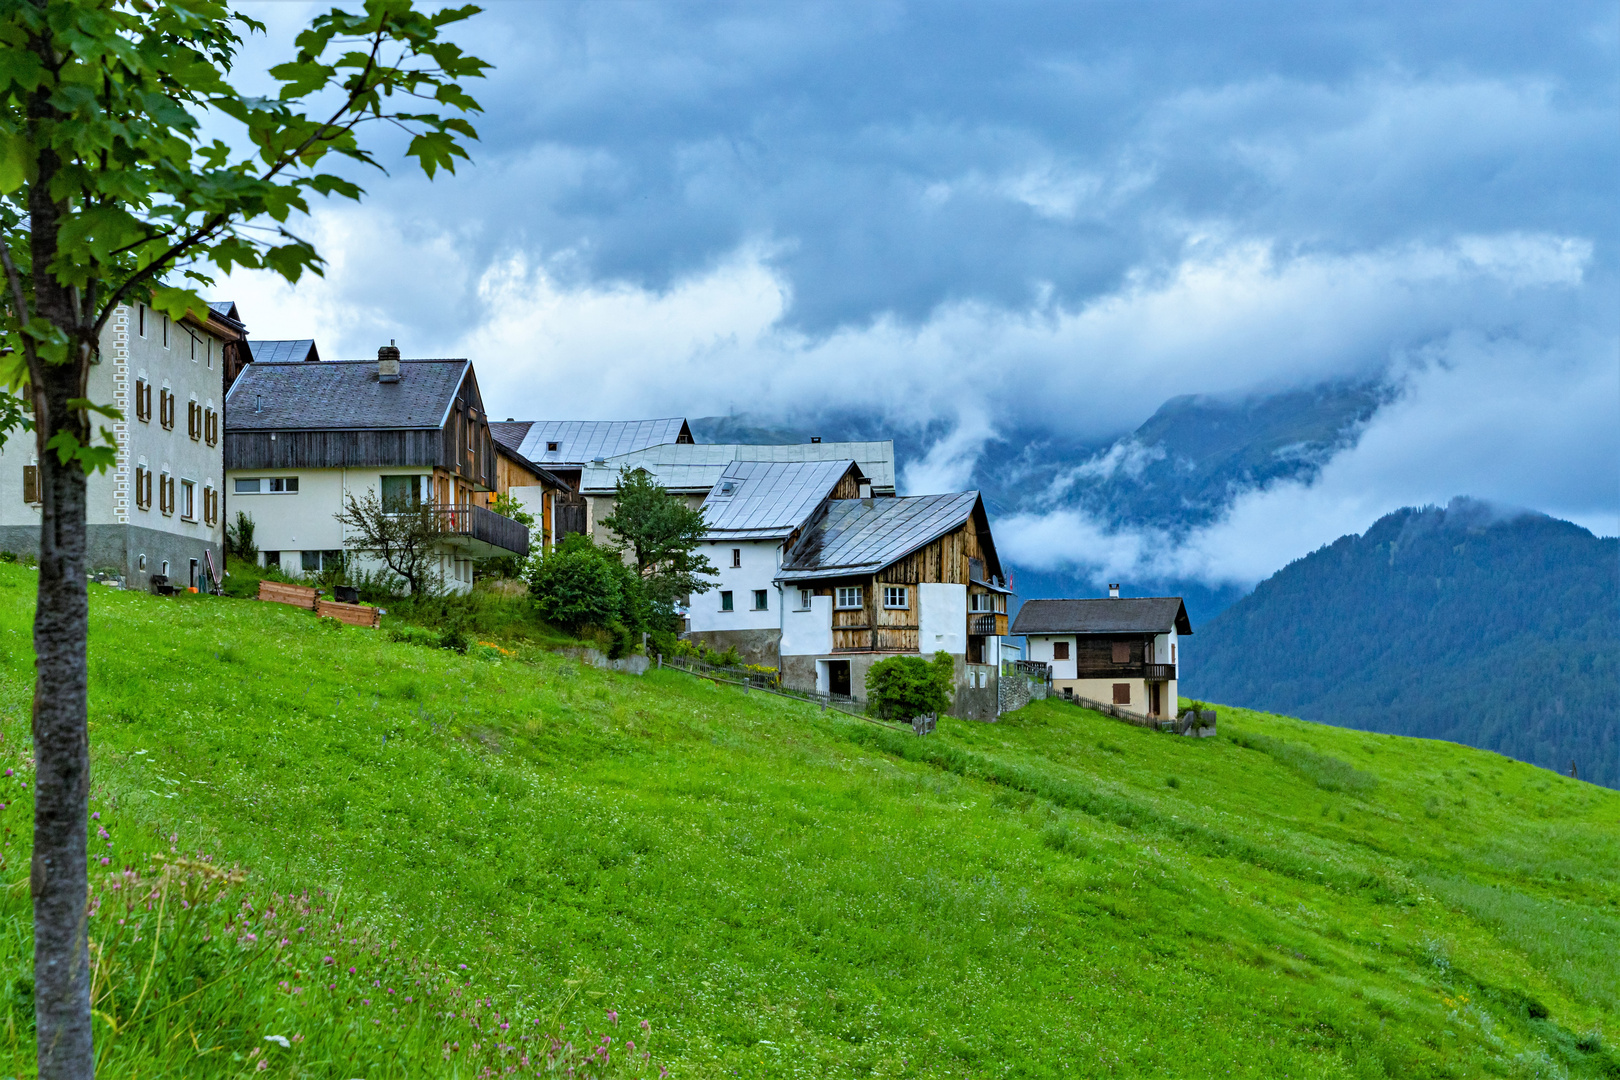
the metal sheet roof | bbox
[580,440,896,494]
[1010,597,1193,636]
[514,419,691,467]
[700,459,860,539]
[776,491,981,580]
[224,359,468,431]
[247,339,319,364]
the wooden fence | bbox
[258,580,318,609]
[316,599,382,629]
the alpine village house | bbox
[1010,590,1193,720]
[0,300,247,589]
[223,343,528,592]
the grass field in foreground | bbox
[0,564,1612,1077]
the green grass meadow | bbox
[0,563,1611,1076]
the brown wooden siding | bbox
[1074,635,1154,678]
[225,429,443,470]
[830,471,864,499]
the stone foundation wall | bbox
[685,628,782,668]
[0,523,222,589]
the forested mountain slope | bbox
[0,566,1613,1076]
[1187,499,1619,788]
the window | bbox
[301,550,345,573]
[180,480,195,520]
[159,473,174,516]
[797,588,812,610]
[204,407,218,446]
[882,586,909,609]
[234,477,298,494]
[1113,683,1131,705]
[134,379,151,423]
[835,586,861,610]
[137,304,145,338]
[203,485,218,525]
[752,589,768,611]
[546,441,559,452]
[187,401,202,441]
[719,590,734,612]
[1062,687,1074,700]
[970,593,1002,613]
[1052,641,1070,661]
[1111,641,1130,664]
[731,548,742,568]
[159,388,175,430]
[21,465,39,505]
[381,474,423,511]
[161,315,169,349]
[206,339,213,370]
[190,333,197,362]
[234,478,260,494]
[134,466,152,510]
[262,551,280,570]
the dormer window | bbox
[546,441,559,452]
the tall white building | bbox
[0,301,242,587]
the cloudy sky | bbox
[220,1,1620,589]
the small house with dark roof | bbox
[685,458,867,666]
[1010,589,1192,719]
[772,489,1015,719]
[483,435,572,553]
[223,345,528,592]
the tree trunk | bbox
[26,63,95,1077]
[31,368,93,1079]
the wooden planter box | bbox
[316,599,382,629]
[259,580,318,609]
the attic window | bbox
[546,441,559,452]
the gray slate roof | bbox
[490,420,532,452]
[247,339,320,364]
[1010,597,1193,636]
[511,419,691,467]
[777,491,981,581]
[580,440,897,495]
[224,359,468,431]
[700,459,860,540]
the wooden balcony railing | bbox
[969,612,1008,637]
[429,502,529,556]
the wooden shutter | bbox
[22,465,38,505]
[1112,683,1131,705]
[160,390,173,430]
[205,408,217,446]
[188,402,200,440]
[1052,641,1069,660]
[1111,641,1130,664]
[135,380,149,422]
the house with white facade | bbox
[685,458,867,665]
[775,490,1015,720]
[1010,591,1192,719]
[0,300,244,588]
[223,346,527,593]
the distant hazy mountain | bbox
[694,380,1385,624]
[1185,499,1619,788]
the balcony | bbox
[431,503,529,558]
[969,612,1008,637]
[1143,663,1176,681]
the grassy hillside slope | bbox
[0,565,1613,1077]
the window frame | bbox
[882,585,909,610]
[751,589,768,611]
[796,588,812,611]
[179,479,196,521]
[835,586,862,610]
[719,590,734,612]
[731,547,742,568]
[1051,640,1070,661]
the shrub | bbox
[865,650,954,721]
[526,534,647,639]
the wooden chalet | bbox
[1011,593,1193,719]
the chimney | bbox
[1108,583,1120,598]
[810,436,822,444]
[378,339,401,383]
[858,479,873,499]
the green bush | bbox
[865,650,955,721]
[526,534,647,639]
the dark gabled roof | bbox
[777,491,981,581]
[490,420,533,454]
[512,418,692,467]
[1010,597,1193,637]
[701,459,862,540]
[247,339,320,364]
[224,359,469,431]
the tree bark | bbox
[26,54,95,1078]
